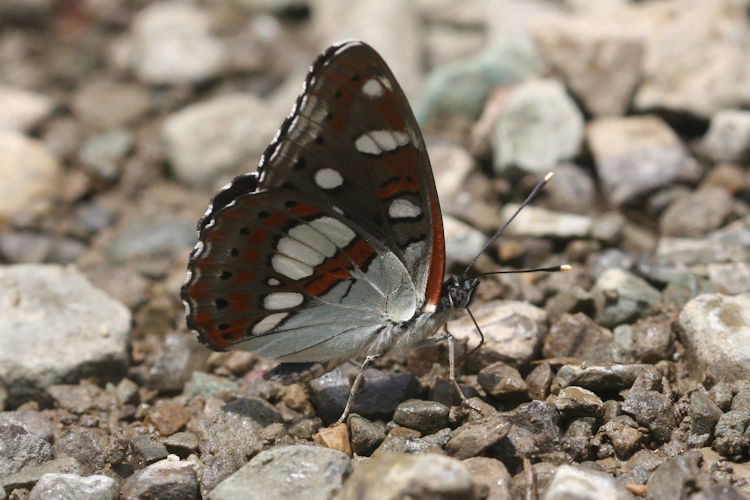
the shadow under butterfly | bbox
[181,40,569,423]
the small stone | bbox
[0,424,54,478]
[371,433,443,457]
[348,415,385,457]
[477,362,528,398]
[0,86,54,133]
[224,352,257,375]
[713,410,750,460]
[334,453,476,500]
[449,300,547,370]
[313,423,351,457]
[526,362,553,401]
[677,293,750,382]
[555,364,645,392]
[209,445,351,500]
[53,428,121,475]
[591,211,627,245]
[446,416,510,460]
[78,128,133,181]
[130,2,227,85]
[503,401,562,454]
[632,314,674,364]
[545,464,633,499]
[531,16,642,117]
[1,457,83,492]
[0,132,62,224]
[698,109,750,163]
[586,115,701,206]
[709,383,733,412]
[702,163,748,195]
[116,378,139,406]
[545,287,595,325]
[689,389,723,437]
[287,416,323,441]
[646,451,712,500]
[47,384,102,414]
[108,214,196,265]
[563,418,596,462]
[393,399,450,435]
[29,473,118,500]
[0,411,54,442]
[308,368,416,424]
[660,186,733,237]
[543,163,598,216]
[121,459,198,500]
[554,387,603,418]
[162,93,278,188]
[498,204,592,239]
[461,457,512,500]
[147,404,191,436]
[130,435,169,465]
[542,313,614,363]
[152,336,213,393]
[601,416,643,459]
[71,79,151,129]
[707,262,750,295]
[591,268,661,328]
[492,78,584,175]
[163,432,199,457]
[622,390,675,444]
[442,215,487,268]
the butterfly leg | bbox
[337,353,383,423]
[417,327,481,413]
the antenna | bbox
[463,172,555,275]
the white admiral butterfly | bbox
[182,40,562,422]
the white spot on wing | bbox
[277,237,325,267]
[354,134,381,155]
[389,198,422,219]
[267,278,280,286]
[272,254,314,279]
[370,130,398,151]
[362,78,384,98]
[355,130,409,155]
[264,292,304,310]
[314,168,344,189]
[289,224,336,257]
[310,217,355,248]
[252,312,288,334]
[379,76,393,90]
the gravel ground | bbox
[1,1,750,499]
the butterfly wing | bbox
[182,41,445,362]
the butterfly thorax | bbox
[367,275,480,356]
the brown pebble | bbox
[146,403,191,436]
[314,422,352,456]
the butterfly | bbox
[181,40,560,423]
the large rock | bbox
[493,79,584,175]
[163,93,279,188]
[0,86,54,132]
[0,131,61,225]
[209,445,351,500]
[677,292,750,382]
[628,0,750,118]
[586,115,701,206]
[0,265,131,406]
[130,2,227,85]
[532,15,643,117]
[334,453,476,500]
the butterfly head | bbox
[442,275,480,311]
